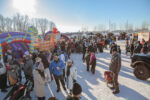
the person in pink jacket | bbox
[90,52,96,74]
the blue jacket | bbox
[49,59,65,76]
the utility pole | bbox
[126,20,128,33]
[109,19,111,32]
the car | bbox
[131,54,150,80]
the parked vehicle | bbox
[131,54,150,80]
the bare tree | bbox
[125,20,128,33]
[30,18,39,29]
[38,18,49,36]
[22,15,29,32]
[5,17,13,32]
[0,14,6,32]
[128,24,133,33]
[142,21,149,31]
[0,13,56,34]
[49,21,56,31]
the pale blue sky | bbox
[0,0,150,32]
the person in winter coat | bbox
[67,42,71,58]
[66,83,82,100]
[110,43,117,54]
[32,52,38,64]
[65,59,77,94]
[59,51,66,78]
[38,53,51,83]
[117,46,121,54]
[9,59,22,79]
[7,67,18,86]
[104,39,108,49]
[85,52,91,72]
[46,50,52,63]
[90,52,96,74]
[59,51,66,64]
[0,55,7,92]
[130,43,134,56]
[82,42,87,62]
[61,41,66,52]
[88,43,95,53]
[97,41,103,53]
[134,41,142,54]
[33,58,46,100]
[109,48,121,94]
[126,40,129,55]
[4,49,12,64]
[141,42,148,54]
[23,55,33,81]
[49,54,66,92]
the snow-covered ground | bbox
[1,41,150,100]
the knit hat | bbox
[72,83,82,96]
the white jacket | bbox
[0,58,6,75]
[33,69,45,97]
[65,66,77,90]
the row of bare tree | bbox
[0,13,56,36]
[82,21,149,33]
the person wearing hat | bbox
[33,58,45,100]
[110,42,117,54]
[38,53,51,83]
[66,83,82,100]
[109,48,121,94]
[82,41,87,62]
[90,52,96,75]
[23,54,33,81]
[117,46,121,54]
[49,53,66,92]
[85,52,91,72]
[65,59,77,94]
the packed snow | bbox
[1,42,150,100]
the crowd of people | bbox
[0,39,83,100]
[126,38,150,56]
[0,35,150,100]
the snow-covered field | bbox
[1,41,150,100]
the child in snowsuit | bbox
[85,52,91,72]
[90,52,96,74]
